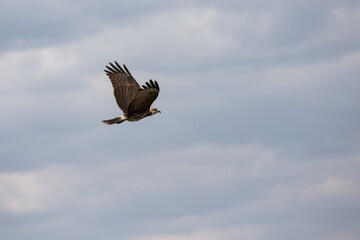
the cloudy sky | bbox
[1,0,360,239]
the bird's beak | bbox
[159,111,161,113]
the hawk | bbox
[102,61,161,125]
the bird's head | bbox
[150,107,161,115]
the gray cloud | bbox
[1,144,359,240]
[0,0,359,239]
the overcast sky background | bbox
[1,0,360,239]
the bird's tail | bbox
[102,116,127,125]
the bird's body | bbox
[102,109,159,125]
[102,61,161,125]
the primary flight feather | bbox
[102,61,161,125]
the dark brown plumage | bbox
[102,61,161,125]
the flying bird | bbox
[102,61,161,125]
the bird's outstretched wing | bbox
[104,61,140,114]
[127,80,160,114]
